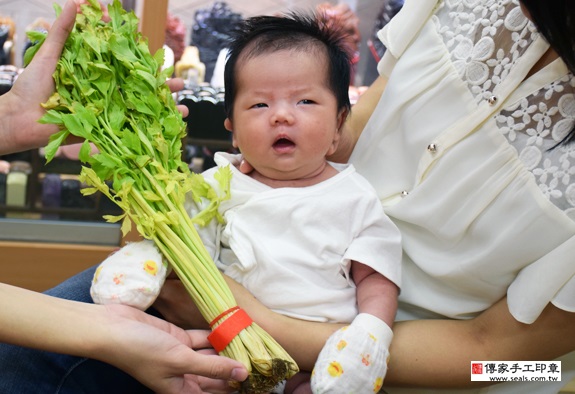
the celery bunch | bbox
[26,1,297,392]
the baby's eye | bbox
[298,99,315,105]
[251,103,268,108]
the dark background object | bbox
[190,2,243,82]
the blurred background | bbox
[0,0,384,86]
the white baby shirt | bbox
[193,152,402,323]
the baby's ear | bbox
[327,129,341,157]
[337,107,349,131]
[224,118,233,131]
[225,118,238,148]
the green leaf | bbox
[133,69,157,90]
[214,165,233,201]
[53,3,62,17]
[120,215,132,237]
[23,34,46,66]
[142,190,162,202]
[44,130,69,163]
[38,109,64,125]
[73,102,99,130]
[153,47,165,71]
[125,91,155,116]
[91,158,114,181]
[120,128,141,154]
[135,155,151,168]
[78,140,93,163]
[61,113,88,139]
[103,213,125,223]
[83,32,101,54]
[108,0,125,30]
[192,200,220,227]
[161,113,185,138]
[81,0,103,25]
[109,33,139,66]
[81,187,99,196]
[94,153,121,170]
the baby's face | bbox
[225,49,343,182]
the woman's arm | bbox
[386,296,575,388]
[328,75,388,164]
[246,293,575,387]
[156,279,575,387]
[0,282,247,393]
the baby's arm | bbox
[90,240,169,310]
[312,261,398,393]
[353,261,399,326]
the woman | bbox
[158,0,575,392]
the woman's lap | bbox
[0,265,152,394]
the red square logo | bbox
[472,363,483,374]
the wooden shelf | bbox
[0,241,118,292]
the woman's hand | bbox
[97,304,247,394]
[0,0,187,156]
[0,0,77,154]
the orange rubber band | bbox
[208,308,253,353]
[209,306,240,327]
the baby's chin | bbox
[251,164,331,188]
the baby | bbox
[91,12,401,394]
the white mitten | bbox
[90,240,169,310]
[311,313,392,394]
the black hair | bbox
[223,12,351,120]
[520,0,575,145]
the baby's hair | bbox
[223,11,352,119]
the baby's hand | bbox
[238,158,254,174]
[311,313,393,393]
[90,240,169,310]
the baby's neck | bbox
[247,162,338,188]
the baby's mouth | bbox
[273,138,295,149]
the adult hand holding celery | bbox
[25,1,298,391]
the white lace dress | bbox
[349,0,575,392]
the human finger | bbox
[166,78,189,117]
[170,346,247,392]
[186,329,213,349]
[177,104,189,118]
[34,0,76,65]
[167,77,185,92]
[185,332,248,392]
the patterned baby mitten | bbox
[91,240,169,310]
[311,313,393,394]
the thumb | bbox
[38,0,77,61]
